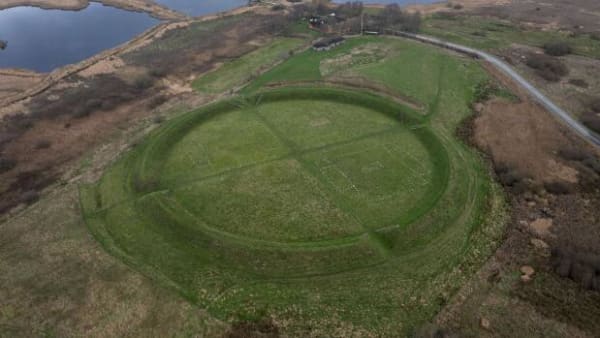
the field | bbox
[192,37,306,94]
[80,36,506,335]
[422,14,600,59]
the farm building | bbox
[309,16,325,27]
[312,36,345,52]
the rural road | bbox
[393,31,600,147]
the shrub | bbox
[556,257,572,278]
[147,95,168,109]
[20,190,39,205]
[544,181,574,195]
[5,113,34,131]
[571,261,595,289]
[85,98,103,111]
[152,115,165,124]
[574,163,600,192]
[473,81,495,102]
[225,318,279,338]
[133,75,154,90]
[337,1,363,18]
[73,106,92,119]
[543,41,572,56]
[558,147,589,162]
[582,157,600,174]
[133,177,159,193]
[498,170,525,187]
[0,157,16,173]
[591,98,600,113]
[10,170,42,191]
[512,179,539,195]
[582,112,600,133]
[526,54,569,82]
[34,140,51,150]
[552,248,600,290]
[569,79,588,88]
[149,67,168,78]
[28,74,153,121]
[494,162,528,188]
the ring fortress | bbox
[80,86,494,331]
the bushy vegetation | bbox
[525,53,569,82]
[569,78,588,88]
[422,15,600,59]
[591,98,600,113]
[294,1,421,35]
[543,41,573,56]
[29,74,155,121]
[0,157,16,173]
[552,247,600,290]
[34,140,52,150]
[544,181,574,195]
[364,4,422,33]
[558,147,600,192]
[336,1,363,18]
[123,15,295,78]
[582,112,600,133]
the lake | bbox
[0,3,158,72]
[0,0,437,72]
[154,0,247,17]
[0,0,249,72]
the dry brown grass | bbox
[0,185,226,337]
[435,73,600,336]
[0,12,297,337]
[473,98,579,184]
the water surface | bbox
[154,0,247,17]
[0,3,158,72]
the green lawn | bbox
[81,36,507,336]
[192,37,306,94]
[242,38,373,93]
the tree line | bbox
[288,0,422,35]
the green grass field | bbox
[192,37,306,93]
[80,36,507,335]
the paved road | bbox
[392,31,600,147]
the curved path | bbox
[390,31,600,147]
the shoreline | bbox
[0,0,187,21]
[0,4,255,110]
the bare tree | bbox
[337,1,363,18]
